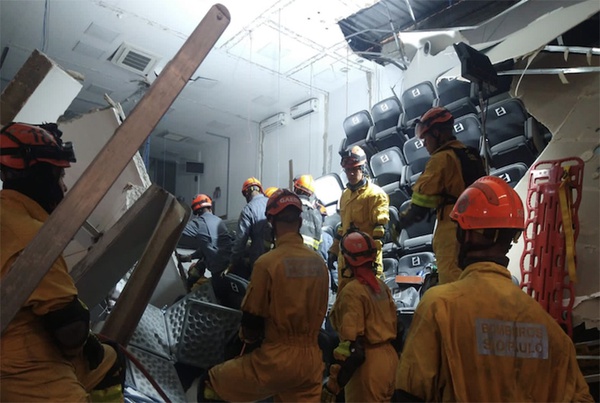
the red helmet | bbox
[415,106,454,139]
[341,145,367,168]
[293,174,315,196]
[0,122,75,169]
[341,230,377,267]
[242,177,263,195]
[264,186,279,198]
[450,175,525,230]
[191,193,212,212]
[265,188,302,218]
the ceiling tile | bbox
[84,23,120,44]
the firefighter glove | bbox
[83,333,105,370]
[372,224,385,240]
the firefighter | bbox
[323,230,398,403]
[264,186,279,198]
[229,177,269,279]
[395,176,593,402]
[293,174,323,252]
[397,106,485,284]
[0,122,125,401]
[202,189,329,401]
[328,145,389,288]
[177,194,233,295]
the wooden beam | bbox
[100,195,189,346]
[0,5,230,333]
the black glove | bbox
[83,333,105,370]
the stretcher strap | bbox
[558,167,577,283]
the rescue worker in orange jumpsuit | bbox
[0,122,125,401]
[229,177,269,279]
[203,189,329,402]
[293,174,323,252]
[323,230,398,403]
[328,145,389,288]
[398,106,485,284]
[395,176,594,402]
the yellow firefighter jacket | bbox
[396,261,594,402]
[330,180,389,282]
[209,231,329,402]
[330,276,398,402]
[411,139,476,283]
[0,189,116,401]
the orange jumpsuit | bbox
[209,232,329,402]
[0,189,117,402]
[396,261,594,402]
[329,276,398,402]
[411,139,476,284]
[330,181,389,284]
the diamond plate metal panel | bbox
[164,282,217,355]
[176,299,242,368]
[129,304,170,359]
[126,346,186,403]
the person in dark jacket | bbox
[178,193,232,295]
[228,177,269,279]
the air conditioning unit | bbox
[111,42,160,76]
[290,98,318,120]
[259,112,288,133]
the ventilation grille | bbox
[111,43,160,75]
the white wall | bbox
[170,63,399,221]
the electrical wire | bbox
[42,0,50,52]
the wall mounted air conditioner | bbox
[259,112,288,133]
[290,98,318,120]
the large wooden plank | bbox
[0,4,230,333]
[100,195,189,346]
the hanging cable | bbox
[42,0,50,52]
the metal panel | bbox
[164,282,218,355]
[129,304,171,359]
[126,346,186,403]
[175,299,242,368]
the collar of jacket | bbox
[274,231,304,248]
[459,259,513,281]
[432,137,461,155]
[0,189,49,222]
[346,177,367,192]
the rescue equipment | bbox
[520,157,584,337]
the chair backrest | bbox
[217,273,249,310]
[398,199,435,253]
[485,98,528,148]
[369,96,406,152]
[437,77,472,106]
[401,81,437,123]
[370,147,406,187]
[343,110,374,145]
[486,98,535,168]
[397,252,436,276]
[372,96,402,133]
[490,162,529,188]
[403,137,430,184]
[453,113,482,150]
